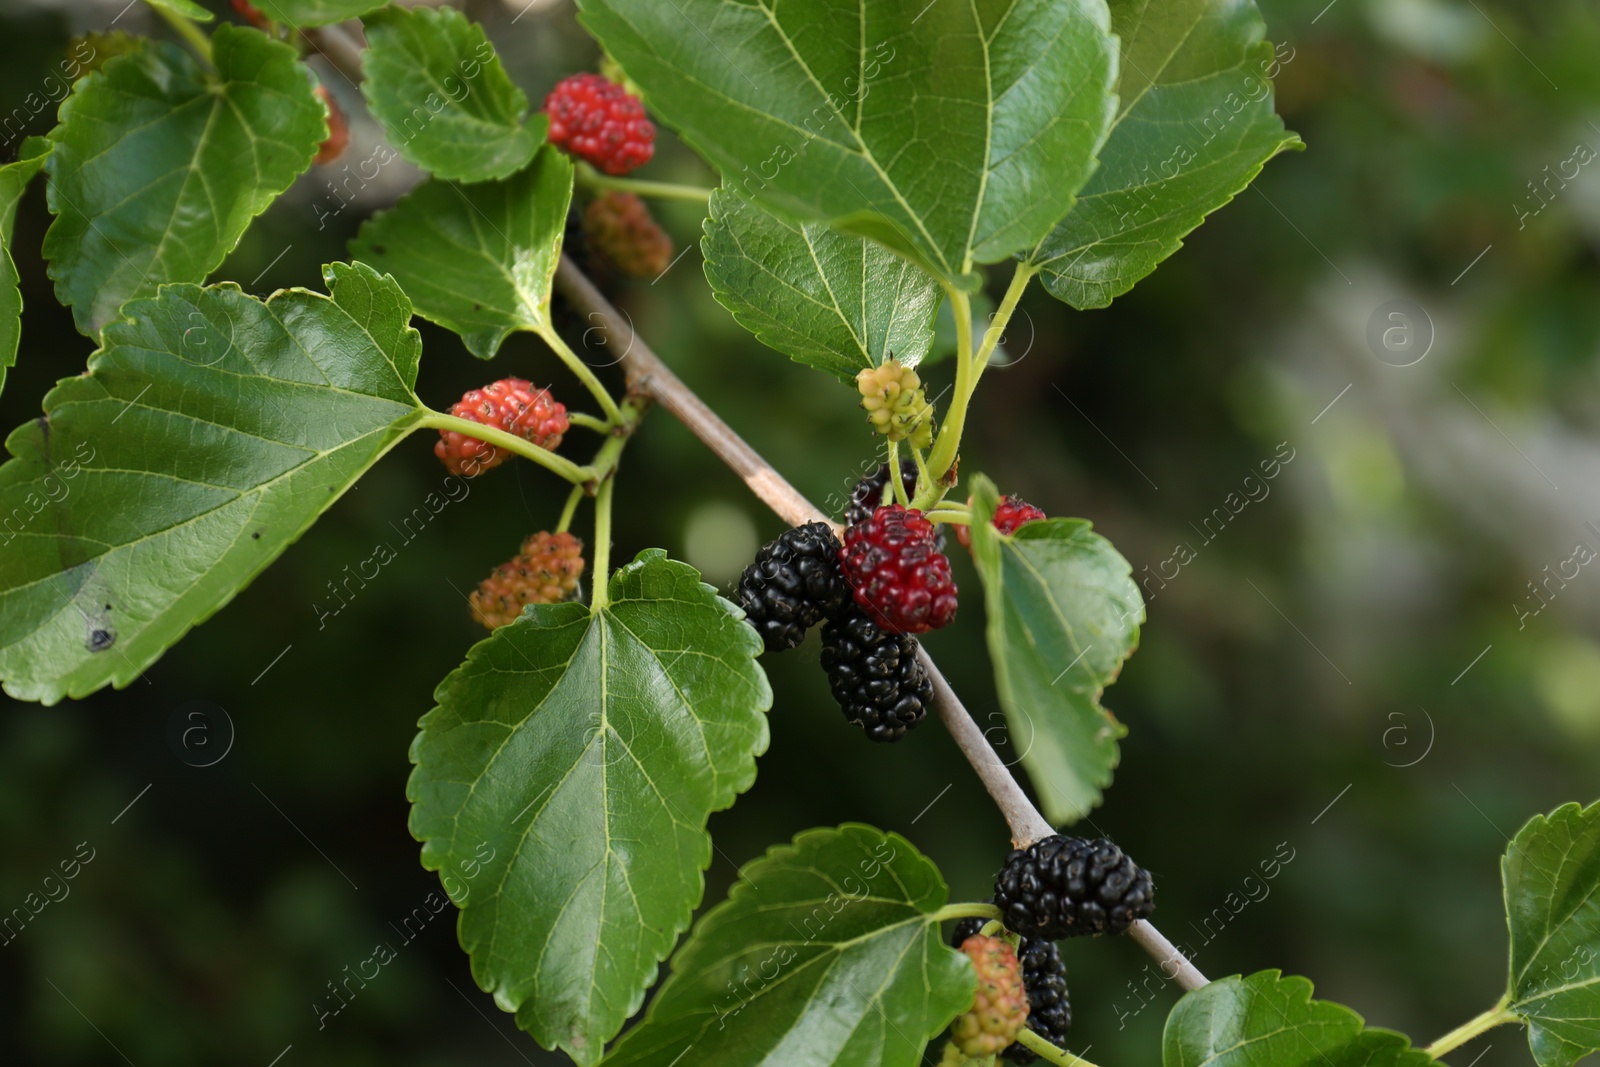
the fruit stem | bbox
[590,474,615,612]
[556,484,584,534]
[1015,1030,1103,1067]
[536,323,627,426]
[417,411,593,485]
[1424,997,1517,1058]
[921,285,973,503]
[887,441,911,507]
[576,162,713,203]
[932,902,1003,923]
[971,261,1038,391]
[580,395,646,492]
[923,508,970,525]
[911,444,934,502]
[569,412,614,434]
[152,5,214,66]
[554,255,1213,995]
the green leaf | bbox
[408,549,772,1065]
[1505,800,1600,1067]
[0,137,51,398]
[69,32,145,80]
[968,475,1141,825]
[701,187,942,384]
[43,27,325,337]
[602,824,973,1067]
[0,262,423,705]
[251,0,392,28]
[350,147,573,358]
[578,0,1118,288]
[1030,0,1302,308]
[142,0,214,22]
[1164,971,1431,1066]
[360,5,541,182]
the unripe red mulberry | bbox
[435,378,568,478]
[230,0,269,28]
[544,73,655,176]
[957,494,1048,548]
[582,192,673,278]
[470,531,585,629]
[950,935,1029,1057]
[839,505,958,634]
[314,86,350,166]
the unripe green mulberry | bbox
[938,1040,994,1066]
[857,359,933,448]
[951,934,1029,1057]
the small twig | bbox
[919,644,1052,848]
[1128,920,1208,992]
[551,258,1210,993]
[302,23,367,85]
[555,257,825,530]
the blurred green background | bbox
[3,0,1598,1063]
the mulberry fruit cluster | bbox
[939,834,1150,1061]
[435,378,568,478]
[839,504,958,634]
[733,468,964,741]
[950,935,1029,1057]
[950,916,1072,1065]
[582,191,673,278]
[994,835,1155,941]
[856,359,933,448]
[470,531,585,629]
[544,73,655,175]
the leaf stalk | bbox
[920,285,973,502]
[591,474,615,612]
[536,323,627,426]
[931,902,1003,923]
[1423,996,1517,1058]
[971,261,1038,390]
[417,411,592,485]
[556,484,584,534]
[151,5,214,66]
[576,162,713,203]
